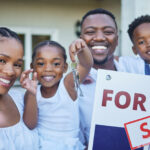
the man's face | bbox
[80,14,118,65]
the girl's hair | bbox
[0,27,22,43]
[32,40,67,62]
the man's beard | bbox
[94,57,108,65]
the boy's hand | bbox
[69,38,86,62]
[20,69,38,95]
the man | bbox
[79,8,143,150]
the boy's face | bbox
[32,45,68,88]
[132,23,150,63]
[80,14,118,65]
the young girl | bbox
[20,40,93,150]
[0,27,39,150]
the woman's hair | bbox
[32,40,67,62]
[0,27,22,43]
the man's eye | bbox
[0,59,6,64]
[104,31,114,35]
[85,31,95,34]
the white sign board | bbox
[88,69,150,150]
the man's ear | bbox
[132,46,138,55]
[63,63,68,73]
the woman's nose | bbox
[3,64,15,76]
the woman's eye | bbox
[53,63,60,66]
[0,59,6,64]
[14,64,22,68]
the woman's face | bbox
[0,38,23,95]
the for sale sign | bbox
[88,69,150,150]
[124,116,150,149]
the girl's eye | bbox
[37,62,44,66]
[0,59,6,64]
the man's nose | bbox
[93,31,106,41]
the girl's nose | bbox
[45,64,53,71]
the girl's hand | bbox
[69,38,86,62]
[20,69,38,95]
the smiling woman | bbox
[0,27,39,150]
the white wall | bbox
[0,0,121,90]
[121,0,150,56]
[0,0,121,59]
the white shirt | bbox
[119,55,146,75]
[36,78,84,150]
[79,60,123,144]
[0,90,39,150]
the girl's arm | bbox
[20,69,38,129]
[64,38,93,100]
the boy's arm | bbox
[20,69,38,129]
[64,38,93,100]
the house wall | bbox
[0,0,121,59]
[121,0,150,56]
[0,0,121,90]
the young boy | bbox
[119,15,150,75]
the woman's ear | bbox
[63,63,68,73]
[132,46,138,55]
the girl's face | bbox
[0,38,23,95]
[32,45,67,88]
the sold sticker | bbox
[124,116,150,149]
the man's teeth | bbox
[0,78,10,84]
[92,46,107,50]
